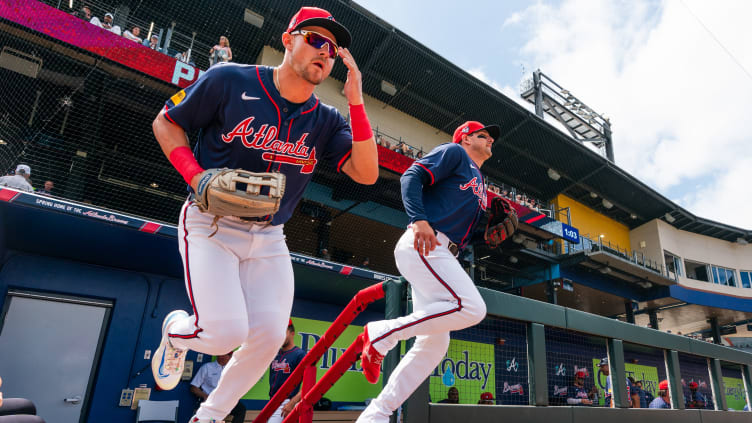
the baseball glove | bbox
[194,168,286,218]
[484,197,519,248]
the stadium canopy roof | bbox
[219,0,751,243]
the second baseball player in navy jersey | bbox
[357,121,497,423]
[401,142,487,248]
[164,63,353,224]
[150,6,378,423]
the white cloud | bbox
[506,0,752,229]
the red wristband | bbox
[169,146,204,185]
[349,103,373,142]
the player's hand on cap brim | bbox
[339,48,363,105]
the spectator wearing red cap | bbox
[567,371,595,406]
[648,380,671,409]
[685,380,712,409]
[478,392,494,405]
[267,319,305,423]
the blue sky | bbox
[355,0,534,89]
[355,0,752,229]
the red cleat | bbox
[361,326,384,384]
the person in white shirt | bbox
[90,13,121,35]
[0,164,33,192]
[190,352,246,423]
[123,26,142,43]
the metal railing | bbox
[567,235,678,282]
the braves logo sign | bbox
[222,117,318,173]
[459,177,487,209]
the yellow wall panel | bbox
[555,194,631,250]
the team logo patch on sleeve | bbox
[170,90,186,105]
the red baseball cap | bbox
[575,371,587,379]
[288,318,293,327]
[689,381,698,389]
[287,7,352,49]
[480,392,494,401]
[659,380,669,390]
[452,121,500,143]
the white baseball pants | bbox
[357,227,486,423]
[267,398,291,423]
[169,202,294,420]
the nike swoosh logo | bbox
[241,92,260,101]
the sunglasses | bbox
[291,30,338,58]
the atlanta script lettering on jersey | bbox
[459,177,487,210]
[271,358,292,374]
[222,117,318,173]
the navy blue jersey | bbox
[164,64,353,225]
[567,385,592,405]
[401,143,487,247]
[269,346,305,398]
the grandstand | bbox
[0,1,750,422]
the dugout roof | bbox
[154,0,750,242]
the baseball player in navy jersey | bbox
[567,371,594,406]
[268,319,306,423]
[356,121,497,423]
[149,6,378,423]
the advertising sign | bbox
[241,317,382,402]
[423,339,496,404]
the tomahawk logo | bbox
[221,117,318,173]
[459,177,487,209]
[555,363,566,376]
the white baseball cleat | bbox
[188,417,218,423]
[151,309,189,390]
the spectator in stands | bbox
[400,143,413,158]
[599,358,640,408]
[361,257,370,268]
[437,387,459,404]
[37,180,54,196]
[567,371,594,406]
[123,26,142,43]
[628,377,648,408]
[319,248,331,261]
[190,352,246,423]
[72,5,91,21]
[144,34,160,51]
[635,380,653,405]
[648,380,670,408]
[375,135,384,146]
[416,150,423,159]
[0,165,32,192]
[477,392,494,405]
[209,36,232,66]
[90,13,121,35]
[268,320,305,423]
[392,141,404,153]
[175,51,189,63]
[515,194,523,204]
[685,381,712,409]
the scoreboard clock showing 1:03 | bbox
[562,223,579,244]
